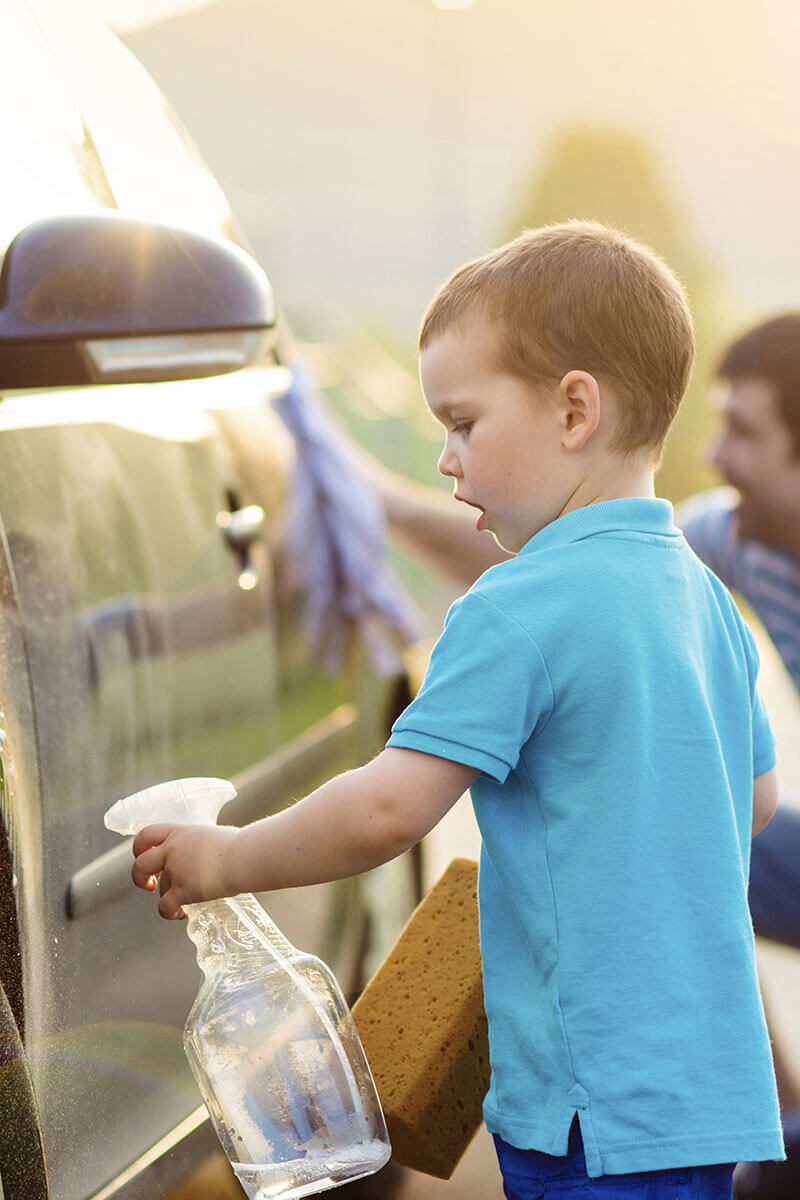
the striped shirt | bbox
[678,487,800,697]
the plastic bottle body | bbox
[184,895,390,1200]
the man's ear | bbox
[557,370,601,451]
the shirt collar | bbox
[517,498,679,557]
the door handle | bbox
[217,504,265,590]
[217,503,265,552]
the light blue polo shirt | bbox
[388,498,783,1178]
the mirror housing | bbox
[0,214,277,389]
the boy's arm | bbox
[131,748,478,919]
[753,767,779,838]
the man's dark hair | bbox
[718,314,800,452]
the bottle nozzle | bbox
[103,777,237,836]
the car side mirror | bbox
[0,214,277,389]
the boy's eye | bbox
[454,420,473,435]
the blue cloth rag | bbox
[272,363,421,674]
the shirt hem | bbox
[386,727,510,782]
[485,1103,785,1178]
[754,745,777,775]
[598,1132,786,1178]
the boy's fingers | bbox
[157,890,186,921]
[131,844,166,888]
[131,823,172,857]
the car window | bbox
[0,2,111,253]
[24,0,243,245]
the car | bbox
[0,2,418,1198]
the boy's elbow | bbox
[346,762,425,866]
[752,767,779,838]
[353,747,475,863]
[368,789,427,861]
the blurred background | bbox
[90,0,800,515]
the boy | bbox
[132,221,783,1198]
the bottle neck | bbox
[185,894,298,973]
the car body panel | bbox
[0,378,268,1196]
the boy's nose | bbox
[437,440,460,478]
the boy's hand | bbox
[131,823,240,919]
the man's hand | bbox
[131,823,240,919]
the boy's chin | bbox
[491,530,521,554]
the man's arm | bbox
[132,748,478,919]
[351,447,510,586]
[753,766,779,837]
[380,475,510,585]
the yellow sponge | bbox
[352,858,490,1179]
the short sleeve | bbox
[387,591,553,782]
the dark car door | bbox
[0,374,284,1200]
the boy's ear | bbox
[557,370,601,451]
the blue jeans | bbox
[493,1123,734,1199]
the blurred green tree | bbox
[503,125,736,502]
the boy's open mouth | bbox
[455,493,487,531]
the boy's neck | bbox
[564,457,656,515]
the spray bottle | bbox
[104,777,390,1200]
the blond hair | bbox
[419,220,695,457]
